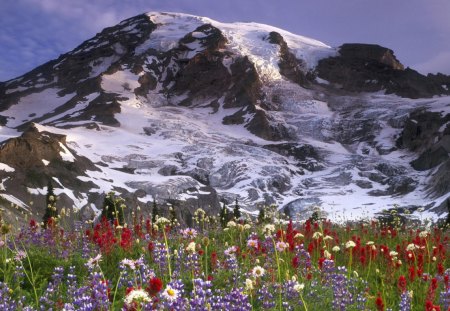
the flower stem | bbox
[111,271,124,310]
[272,238,283,311]
[300,292,308,311]
[163,228,172,281]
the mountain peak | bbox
[0,12,449,225]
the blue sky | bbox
[1,0,450,81]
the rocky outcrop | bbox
[0,124,100,219]
[397,110,449,153]
[428,160,450,197]
[397,110,450,168]
[56,14,156,87]
[339,44,404,70]
[0,124,98,185]
[263,143,322,171]
[267,32,311,87]
[316,43,449,98]
[395,110,450,196]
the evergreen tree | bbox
[101,191,125,225]
[233,198,241,220]
[257,206,266,224]
[42,180,57,227]
[152,198,159,224]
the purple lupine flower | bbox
[183,249,201,277]
[81,232,94,259]
[172,245,185,279]
[222,287,252,311]
[331,266,353,311]
[257,285,276,309]
[189,278,213,310]
[39,266,65,309]
[321,258,336,285]
[90,272,111,310]
[0,282,21,311]
[68,272,110,311]
[294,244,312,277]
[439,285,450,311]
[399,290,412,311]
[152,242,169,275]
[12,264,25,286]
[70,285,94,311]
[118,259,135,288]
[66,266,78,294]
[135,256,156,285]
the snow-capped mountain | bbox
[0,12,449,224]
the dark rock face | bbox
[397,111,449,153]
[428,160,450,197]
[316,43,449,98]
[171,24,231,102]
[179,24,227,51]
[0,124,98,184]
[396,110,450,195]
[56,14,156,87]
[0,125,65,170]
[0,15,156,130]
[245,109,292,141]
[411,146,449,171]
[263,143,322,171]
[267,32,311,87]
[0,124,99,218]
[339,44,404,70]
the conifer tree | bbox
[42,180,57,228]
[151,198,159,224]
[257,206,266,224]
[233,198,241,220]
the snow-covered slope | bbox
[0,12,449,224]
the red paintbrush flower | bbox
[375,292,384,311]
[146,277,163,296]
[398,275,407,292]
[425,300,441,311]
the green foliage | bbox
[101,191,125,225]
[219,202,230,227]
[1,195,449,310]
[257,206,266,224]
[233,198,241,220]
[308,211,320,224]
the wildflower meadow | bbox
[0,203,449,310]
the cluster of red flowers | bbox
[85,217,138,254]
